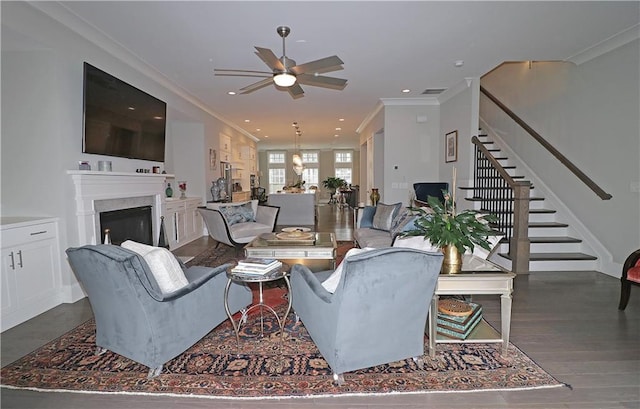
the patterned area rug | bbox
[1,293,565,399]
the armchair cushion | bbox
[322,247,375,293]
[121,240,188,294]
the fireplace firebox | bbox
[99,206,153,245]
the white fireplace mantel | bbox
[68,171,174,245]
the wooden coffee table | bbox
[426,254,516,357]
[244,232,337,272]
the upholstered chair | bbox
[198,200,279,250]
[290,247,443,385]
[619,249,640,310]
[66,244,252,378]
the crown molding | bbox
[27,1,259,142]
[567,23,639,65]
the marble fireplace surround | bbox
[68,171,172,246]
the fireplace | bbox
[99,206,152,245]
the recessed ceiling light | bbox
[339,118,345,122]
[244,119,250,123]
[335,127,341,131]
[256,128,261,132]
[334,134,339,137]
[454,60,464,67]
[402,89,411,93]
[227,91,236,95]
[264,135,269,138]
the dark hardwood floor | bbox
[2,204,638,408]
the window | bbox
[267,151,286,193]
[334,150,353,184]
[301,150,319,186]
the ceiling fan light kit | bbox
[273,72,296,87]
[215,26,347,98]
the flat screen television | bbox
[83,62,167,162]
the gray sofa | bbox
[66,244,252,378]
[199,200,279,249]
[290,247,443,384]
[353,203,427,249]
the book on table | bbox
[436,300,483,340]
[231,261,283,275]
[237,258,280,269]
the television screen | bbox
[83,62,166,162]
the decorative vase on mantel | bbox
[370,188,380,206]
[441,244,462,274]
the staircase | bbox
[462,133,598,272]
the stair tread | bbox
[477,166,516,169]
[492,221,569,228]
[480,208,555,214]
[528,236,582,243]
[498,252,597,261]
[466,196,545,201]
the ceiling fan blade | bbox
[239,78,274,94]
[215,68,272,75]
[215,73,271,78]
[287,83,305,99]
[297,74,347,90]
[254,47,284,71]
[291,55,344,75]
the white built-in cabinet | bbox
[219,133,232,163]
[161,198,203,249]
[1,217,62,332]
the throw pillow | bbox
[392,235,440,252]
[372,202,401,232]
[389,208,415,238]
[358,206,377,228]
[322,247,376,293]
[219,202,255,226]
[121,240,189,294]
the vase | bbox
[370,188,380,206]
[441,245,462,274]
[165,183,173,198]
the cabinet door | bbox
[15,239,57,306]
[220,134,231,153]
[1,248,17,313]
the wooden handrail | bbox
[480,86,612,200]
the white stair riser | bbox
[527,227,568,237]
[528,212,556,223]
[496,241,583,253]
[489,256,597,272]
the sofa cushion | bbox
[372,202,402,232]
[322,247,376,293]
[230,222,274,243]
[354,228,394,248]
[219,201,255,226]
[121,240,189,294]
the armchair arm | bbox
[255,204,279,229]
[158,263,232,301]
[291,264,334,303]
[198,207,234,247]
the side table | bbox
[223,268,292,351]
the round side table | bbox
[223,267,292,351]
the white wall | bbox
[480,40,640,265]
[438,79,480,211]
[0,2,251,300]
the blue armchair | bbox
[290,247,443,384]
[66,244,252,378]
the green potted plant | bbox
[321,176,347,203]
[399,191,497,273]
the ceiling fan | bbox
[214,26,347,99]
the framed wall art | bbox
[445,130,458,163]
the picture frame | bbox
[209,148,217,170]
[445,130,458,163]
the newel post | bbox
[510,182,531,274]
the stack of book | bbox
[231,258,282,276]
[436,299,483,340]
